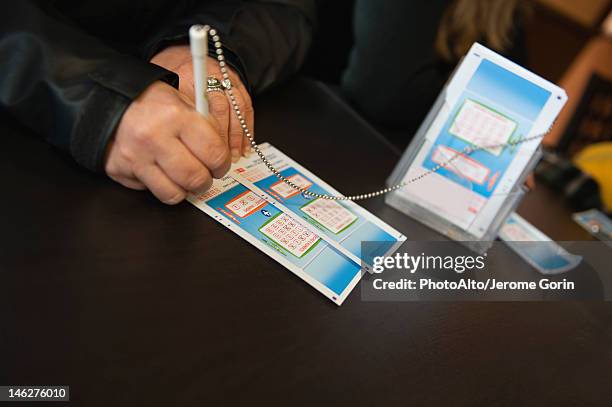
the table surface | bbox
[1,78,611,406]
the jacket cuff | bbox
[142,23,251,94]
[144,34,251,93]
[71,58,178,173]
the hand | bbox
[151,45,254,162]
[104,81,231,204]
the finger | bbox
[133,164,186,205]
[112,176,147,191]
[236,86,254,156]
[154,137,213,192]
[227,89,248,162]
[207,90,230,145]
[177,69,195,104]
[104,141,149,190]
[180,111,231,178]
[228,78,254,156]
[177,89,196,109]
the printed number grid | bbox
[301,199,358,234]
[260,213,320,257]
[449,99,517,156]
[270,174,313,198]
[225,191,267,218]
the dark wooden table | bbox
[1,79,611,406]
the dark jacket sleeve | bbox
[0,1,314,174]
[0,1,178,173]
[143,0,317,94]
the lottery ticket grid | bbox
[270,174,313,199]
[449,99,517,156]
[230,143,407,267]
[225,190,267,218]
[234,165,271,183]
[300,199,358,234]
[259,213,320,258]
[431,145,490,185]
[499,213,582,275]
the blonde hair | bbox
[436,0,530,61]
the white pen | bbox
[189,25,208,117]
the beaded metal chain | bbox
[205,26,547,201]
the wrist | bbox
[150,45,191,72]
[149,33,250,94]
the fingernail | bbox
[231,148,240,163]
[242,146,252,157]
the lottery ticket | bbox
[187,175,362,305]
[499,212,582,275]
[572,209,612,247]
[187,143,406,304]
[387,43,567,248]
[230,143,406,269]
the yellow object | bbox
[573,142,612,211]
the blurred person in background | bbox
[341,0,531,149]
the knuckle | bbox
[184,169,212,191]
[120,178,144,191]
[229,130,243,147]
[210,98,229,117]
[164,102,184,119]
[117,143,137,163]
[239,87,252,103]
[241,99,254,113]
[131,124,154,147]
[104,154,122,178]
[105,163,121,179]
[207,142,230,171]
[162,191,186,205]
[204,114,223,136]
[133,126,171,154]
[130,164,149,186]
[229,123,243,139]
